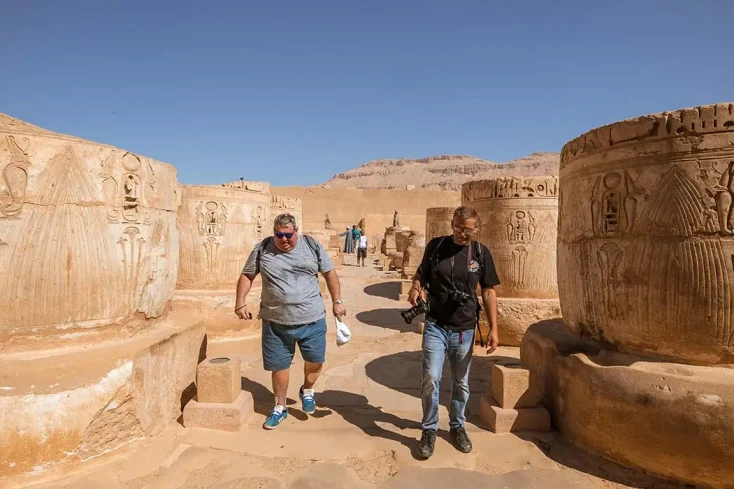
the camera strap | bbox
[448,241,486,348]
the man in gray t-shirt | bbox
[235,213,346,430]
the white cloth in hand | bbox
[335,318,352,346]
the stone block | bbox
[491,364,540,409]
[398,293,409,302]
[183,391,253,432]
[479,396,550,433]
[197,356,242,404]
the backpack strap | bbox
[255,236,274,274]
[302,234,322,268]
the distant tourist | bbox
[407,206,500,458]
[235,213,346,429]
[351,225,361,253]
[339,226,354,254]
[357,233,368,267]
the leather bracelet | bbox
[234,304,247,312]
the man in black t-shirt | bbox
[407,206,500,458]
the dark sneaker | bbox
[418,429,437,459]
[450,426,473,453]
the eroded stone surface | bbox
[0,113,179,353]
[478,297,561,347]
[521,320,734,488]
[558,103,734,364]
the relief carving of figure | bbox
[511,246,529,288]
[393,210,400,228]
[507,211,536,244]
[709,161,734,235]
[0,135,31,219]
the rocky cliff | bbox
[323,152,560,191]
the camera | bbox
[401,296,428,324]
[448,286,471,305]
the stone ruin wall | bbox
[0,114,179,353]
[462,176,559,299]
[177,183,271,290]
[270,194,303,230]
[559,103,734,365]
[272,186,460,243]
[426,207,456,240]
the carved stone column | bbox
[523,103,734,488]
[462,177,561,345]
[0,115,179,353]
[425,207,456,240]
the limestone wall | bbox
[272,186,461,238]
[462,177,559,299]
[177,184,270,290]
[559,103,734,364]
[0,114,179,352]
[426,207,456,240]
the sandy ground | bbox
[22,254,686,489]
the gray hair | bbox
[453,205,480,224]
[273,213,298,230]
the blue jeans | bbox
[421,320,474,431]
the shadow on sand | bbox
[363,281,402,300]
[356,307,417,333]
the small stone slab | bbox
[183,391,253,432]
[480,396,550,433]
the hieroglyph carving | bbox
[118,226,145,307]
[590,171,644,237]
[100,151,156,225]
[462,176,558,203]
[254,205,265,240]
[0,135,30,218]
[507,211,536,244]
[270,195,297,210]
[428,223,439,240]
[196,201,227,236]
[707,160,734,235]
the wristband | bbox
[234,304,247,312]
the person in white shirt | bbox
[357,234,368,267]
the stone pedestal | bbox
[522,320,734,488]
[462,176,559,347]
[478,297,561,346]
[196,357,241,404]
[401,244,424,280]
[479,363,550,434]
[183,391,254,432]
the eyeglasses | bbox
[452,226,476,235]
[275,232,294,239]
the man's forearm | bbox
[411,272,423,289]
[323,270,341,302]
[482,288,498,332]
[236,274,254,308]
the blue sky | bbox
[2,1,732,186]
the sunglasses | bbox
[275,232,294,239]
[452,225,477,235]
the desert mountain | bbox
[322,152,560,191]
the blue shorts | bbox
[262,317,327,371]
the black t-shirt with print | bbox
[416,236,501,331]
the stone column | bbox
[426,207,456,240]
[0,117,179,353]
[176,183,270,339]
[522,103,734,488]
[462,177,561,345]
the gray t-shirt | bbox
[242,236,334,326]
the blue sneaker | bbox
[263,406,288,430]
[300,386,316,414]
